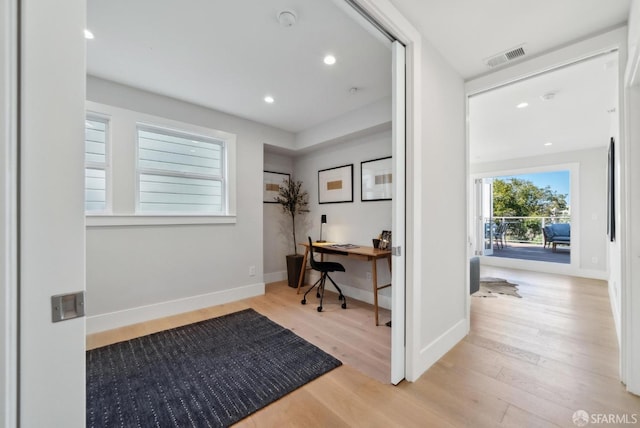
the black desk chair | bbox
[302,237,347,312]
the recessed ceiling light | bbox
[323,55,336,65]
[277,10,297,27]
[84,29,94,40]
[544,142,553,146]
[264,96,275,104]
[516,102,528,109]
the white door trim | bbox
[390,40,406,384]
[0,0,19,425]
[621,10,640,392]
[355,0,423,382]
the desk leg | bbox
[296,247,309,294]
[372,258,379,326]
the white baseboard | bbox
[264,270,287,284]
[480,256,608,280]
[408,318,468,382]
[86,282,265,334]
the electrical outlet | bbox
[249,266,256,277]
[366,272,372,281]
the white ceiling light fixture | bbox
[544,142,553,146]
[277,10,297,28]
[516,102,529,109]
[84,29,95,39]
[323,55,336,65]
[264,95,275,104]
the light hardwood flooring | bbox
[87,268,640,427]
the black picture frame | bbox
[361,156,392,201]
[607,138,615,242]
[263,171,290,203]
[318,164,354,204]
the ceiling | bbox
[468,51,619,163]
[88,1,630,160]
[87,0,392,134]
[389,0,630,79]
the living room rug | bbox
[86,308,342,428]
[474,277,522,298]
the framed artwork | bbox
[361,156,392,201]
[263,171,289,203]
[607,138,615,241]
[318,164,353,204]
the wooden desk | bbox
[296,242,392,326]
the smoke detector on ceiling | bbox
[277,10,297,27]
[484,44,527,68]
[540,91,558,101]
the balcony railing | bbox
[492,216,570,245]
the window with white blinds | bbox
[136,125,226,214]
[85,117,108,212]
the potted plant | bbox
[275,178,309,288]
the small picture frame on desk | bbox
[378,230,392,250]
[263,171,290,203]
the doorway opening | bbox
[476,170,571,264]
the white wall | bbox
[296,97,391,150]
[294,130,393,306]
[608,106,622,344]
[471,147,608,278]
[85,77,295,333]
[20,0,87,425]
[263,151,294,283]
[413,38,467,372]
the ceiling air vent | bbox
[484,45,526,68]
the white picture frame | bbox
[361,156,392,201]
[263,171,289,203]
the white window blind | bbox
[136,125,226,214]
[85,117,108,212]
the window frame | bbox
[84,113,111,214]
[135,122,228,216]
[84,101,237,227]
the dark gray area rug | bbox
[86,308,342,428]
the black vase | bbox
[286,254,305,288]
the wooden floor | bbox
[87,268,640,427]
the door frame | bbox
[621,11,640,394]
[355,0,423,382]
[465,27,634,391]
[473,177,494,257]
[390,40,405,384]
[1,0,19,424]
